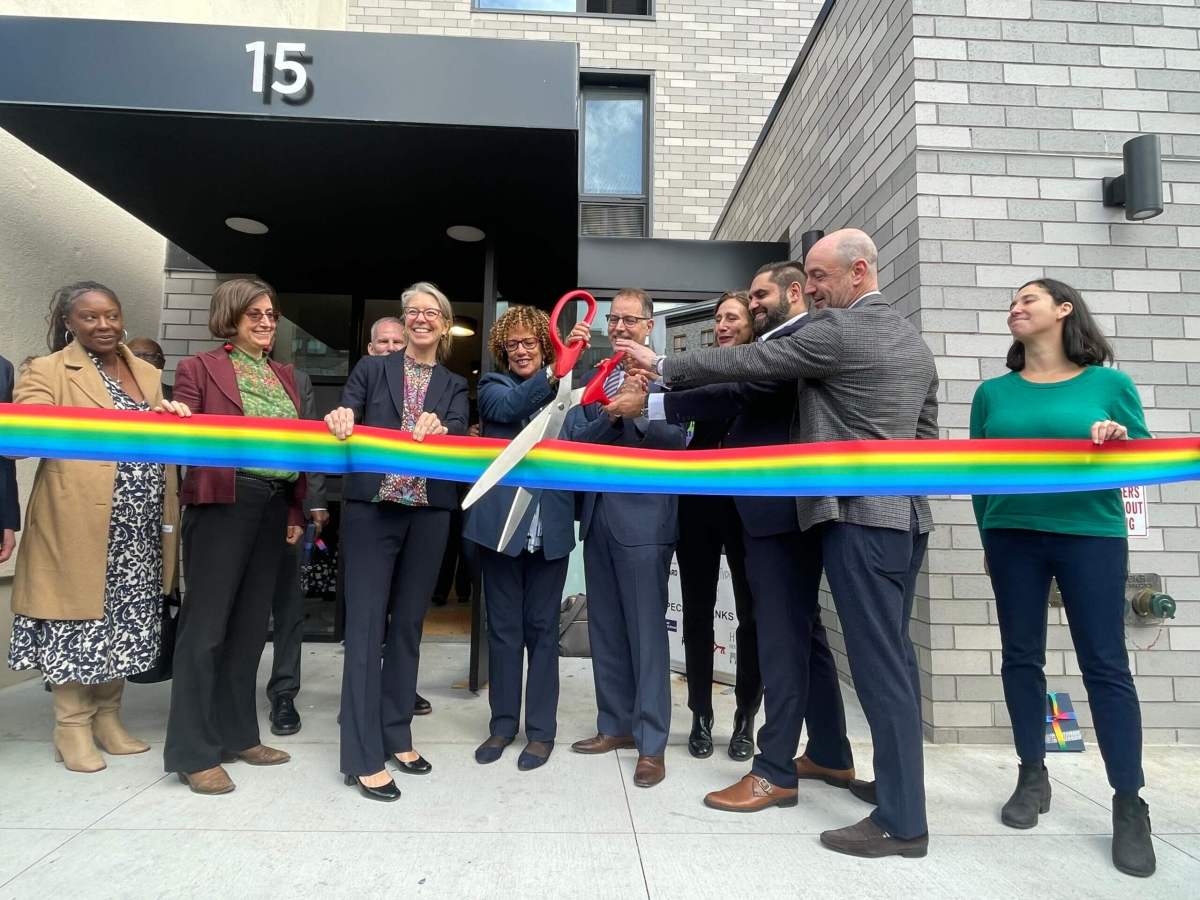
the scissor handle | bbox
[549,289,598,379]
[580,351,626,406]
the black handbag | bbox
[128,592,180,684]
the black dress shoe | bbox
[269,696,301,736]
[728,709,754,761]
[344,773,401,802]
[475,735,514,764]
[414,693,432,716]
[688,713,714,759]
[391,753,432,775]
[518,740,554,771]
[849,779,878,805]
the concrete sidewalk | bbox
[1,642,1197,899]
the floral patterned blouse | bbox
[231,346,298,482]
[376,354,434,506]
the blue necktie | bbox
[603,367,625,400]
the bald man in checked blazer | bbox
[617,229,938,860]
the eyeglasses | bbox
[244,310,281,324]
[132,352,165,364]
[404,308,445,321]
[606,314,652,328]
[503,338,540,353]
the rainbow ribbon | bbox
[1046,692,1077,751]
[2,403,1199,496]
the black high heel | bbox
[344,772,401,802]
[390,753,433,775]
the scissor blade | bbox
[462,378,575,510]
[496,488,535,552]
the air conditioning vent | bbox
[580,202,647,238]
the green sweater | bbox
[969,366,1150,538]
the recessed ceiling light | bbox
[447,225,486,243]
[225,216,269,235]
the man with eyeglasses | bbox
[563,288,685,789]
[126,337,169,398]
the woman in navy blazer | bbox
[325,282,469,801]
[463,306,590,771]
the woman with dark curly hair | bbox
[9,282,189,773]
[971,278,1154,877]
[463,305,591,771]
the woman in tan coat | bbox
[8,282,190,773]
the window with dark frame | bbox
[701,328,715,348]
[673,334,687,353]
[474,1,650,14]
[579,80,650,237]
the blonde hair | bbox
[401,281,453,362]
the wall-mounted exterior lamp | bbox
[800,229,825,263]
[1102,134,1164,222]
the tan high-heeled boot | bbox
[91,679,150,755]
[51,682,106,772]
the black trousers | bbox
[676,494,760,718]
[821,513,929,840]
[339,500,449,776]
[480,547,569,742]
[164,477,288,773]
[983,528,1143,793]
[745,527,853,788]
[267,539,304,702]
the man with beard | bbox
[648,261,855,813]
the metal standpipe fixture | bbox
[1125,573,1177,623]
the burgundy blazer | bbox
[172,348,307,526]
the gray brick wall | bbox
[345,1,823,239]
[718,0,1200,744]
[160,270,227,383]
[714,0,930,725]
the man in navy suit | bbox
[564,288,686,788]
[0,354,19,563]
[649,261,855,812]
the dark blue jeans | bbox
[982,528,1144,793]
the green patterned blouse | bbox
[231,347,299,482]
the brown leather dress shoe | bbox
[705,774,798,812]
[794,754,855,788]
[222,744,291,766]
[177,765,235,795]
[633,755,665,788]
[571,733,637,754]
[820,815,928,859]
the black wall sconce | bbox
[1102,134,1164,222]
[800,229,825,263]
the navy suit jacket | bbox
[462,369,576,560]
[340,353,469,510]
[662,316,807,537]
[563,386,686,547]
[0,355,19,531]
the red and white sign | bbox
[1122,486,1148,537]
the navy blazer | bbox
[662,316,806,537]
[0,355,19,532]
[340,353,469,510]
[563,388,686,547]
[462,369,576,560]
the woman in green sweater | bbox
[970,278,1154,879]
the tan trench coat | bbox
[11,341,180,621]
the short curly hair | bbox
[488,305,556,371]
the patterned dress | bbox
[376,355,433,506]
[7,355,166,684]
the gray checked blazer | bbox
[664,293,939,534]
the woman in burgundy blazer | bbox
[163,277,306,796]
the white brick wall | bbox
[345,1,822,239]
[719,0,1200,744]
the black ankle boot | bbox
[1001,762,1051,829]
[688,713,714,759]
[728,709,754,761]
[1112,792,1156,877]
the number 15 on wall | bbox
[245,40,311,100]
